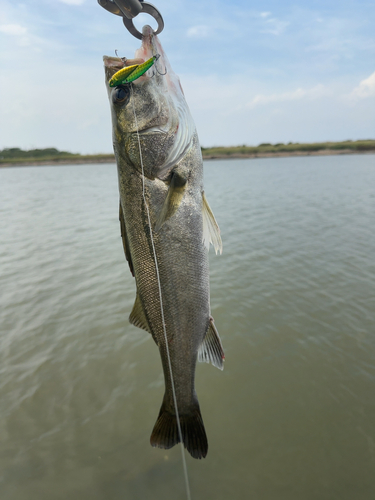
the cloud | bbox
[260,17,289,36]
[260,12,271,18]
[247,84,327,108]
[0,24,27,36]
[351,71,375,98]
[187,25,211,39]
[0,23,30,46]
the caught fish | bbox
[103,25,224,459]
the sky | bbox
[0,0,374,154]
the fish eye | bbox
[112,85,130,105]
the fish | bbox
[103,25,224,459]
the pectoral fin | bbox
[155,171,187,232]
[198,317,225,370]
[202,192,222,255]
[119,202,134,277]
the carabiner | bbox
[98,0,164,39]
[123,3,164,39]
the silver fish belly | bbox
[104,26,224,459]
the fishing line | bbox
[130,85,192,500]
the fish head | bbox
[104,26,195,180]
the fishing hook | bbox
[114,49,128,64]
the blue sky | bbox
[0,0,374,153]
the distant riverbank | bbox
[0,155,115,168]
[202,148,375,160]
[202,139,375,160]
[1,140,374,167]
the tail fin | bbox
[150,401,208,459]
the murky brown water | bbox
[1,155,375,499]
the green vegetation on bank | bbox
[0,147,114,165]
[1,147,78,161]
[201,139,375,157]
[1,140,375,166]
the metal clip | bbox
[122,3,163,39]
[98,0,164,39]
[98,0,141,19]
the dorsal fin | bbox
[198,317,225,370]
[202,192,222,255]
[119,201,134,277]
[155,171,187,232]
[129,293,152,335]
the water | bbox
[1,155,375,499]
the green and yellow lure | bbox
[109,55,159,87]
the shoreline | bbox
[203,149,375,161]
[0,148,374,168]
[0,157,115,168]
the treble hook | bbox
[114,49,128,65]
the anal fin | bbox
[202,192,222,255]
[198,317,225,370]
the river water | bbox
[1,154,375,499]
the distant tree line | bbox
[0,148,78,160]
[200,139,375,156]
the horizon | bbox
[1,0,374,154]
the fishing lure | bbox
[109,55,160,87]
